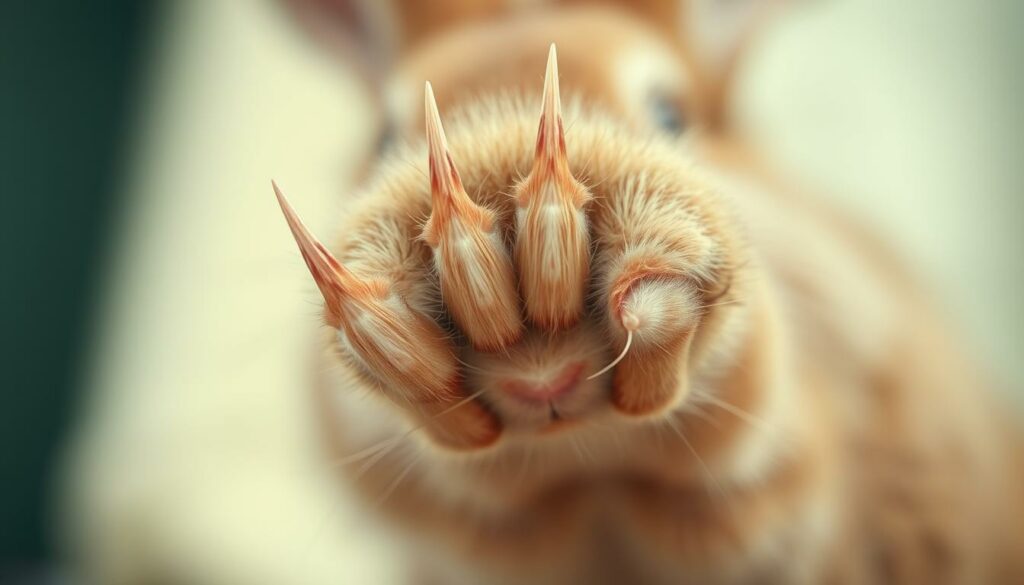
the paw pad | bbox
[274,44,731,447]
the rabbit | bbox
[273,1,1024,583]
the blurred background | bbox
[3,0,1022,583]
[4,2,157,580]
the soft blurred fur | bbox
[279,1,1024,583]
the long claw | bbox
[273,180,379,326]
[537,43,568,172]
[514,44,592,330]
[421,83,523,352]
[273,181,458,400]
[423,82,472,221]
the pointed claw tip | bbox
[271,180,298,222]
[423,80,470,215]
[534,42,566,168]
[271,180,298,228]
[424,81,447,155]
[542,44,560,112]
[424,82,435,117]
[546,43,558,76]
[423,81,442,134]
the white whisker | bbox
[354,439,406,480]
[684,402,724,430]
[702,394,775,435]
[331,387,487,470]
[431,388,489,420]
[332,435,402,467]
[587,329,632,380]
[664,417,736,517]
[376,451,421,506]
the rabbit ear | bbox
[278,0,515,83]
[680,0,788,127]
[684,0,778,71]
[278,0,399,84]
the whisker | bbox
[700,298,745,311]
[573,433,597,463]
[683,402,724,430]
[454,357,491,375]
[514,445,535,488]
[430,387,489,420]
[332,435,402,467]
[663,417,736,517]
[568,435,587,465]
[700,394,776,435]
[587,329,632,380]
[353,438,410,480]
[376,449,422,506]
[329,387,489,469]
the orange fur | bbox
[272,2,1024,583]
[422,82,522,352]
[513,45,592,330]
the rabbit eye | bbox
[649,93,687,136]
[375,121,397,155]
